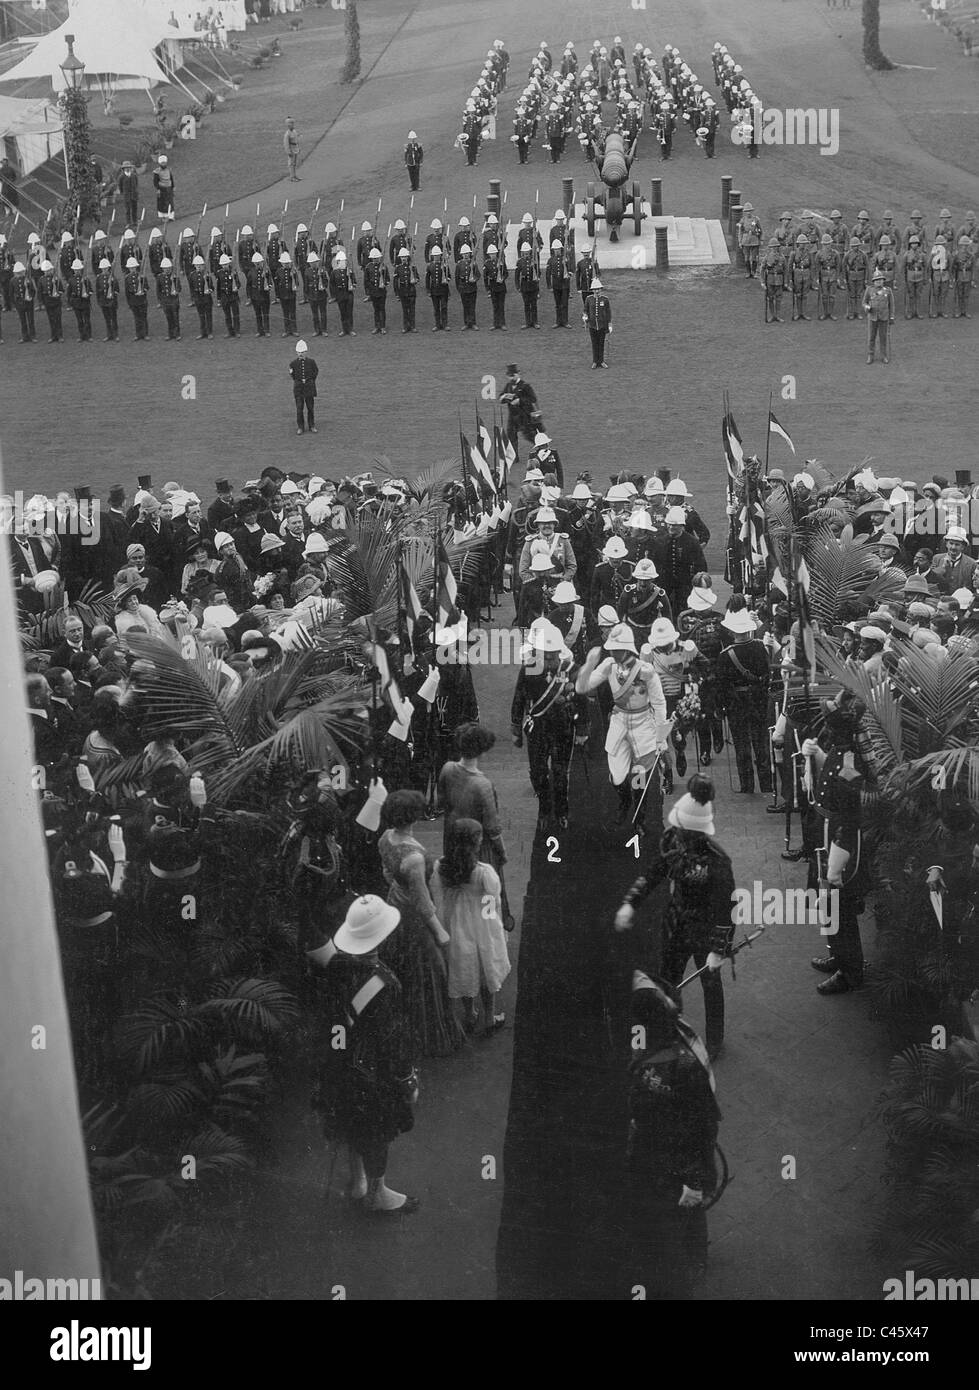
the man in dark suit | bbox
[172,498,215,557]
[129,494,174,583]
[98,483,132,584]
[652,508,707,614]
[289,339,319,434]
[584,275,612,367]
[207,479,236,531]
[49,611,91,670]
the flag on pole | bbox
[463,430,496,496]
[768,410,795,454]
[475,409,493,461]
[722,409,745,483]
[371,638,409,723]
[398,556,425,661]
[795,553,816,677]
[435,535,459,625]
[495,424,516,486]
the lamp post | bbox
[58,34,98,236]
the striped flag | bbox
[398,557,425,663]
[463,430,496,496]
[795,552,816,677]
[768,410,795,454]
[435,534,458,625]
[371,639,410,724]
[722,409,745,484]
[475,409,493,462]
[495,424,516,487]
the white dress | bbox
[432,861,510,999]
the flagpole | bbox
[458,411,473,523]
[764,389,773,477]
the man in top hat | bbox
[207,479,236,531]
[578,622,668,832]
[500,365,541,459]
[511,621,581,830]
[583,275,612,367]
[715,607,772,794]
[289,340,319,436]
[863,268,894,364]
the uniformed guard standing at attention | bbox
[330,248,357,336]
[38,259,64,342]
[715,607,772,795]
[266,223,286,271]
[515,243,540,329]
[788,234,813,321]
[389,220,410,264]
[815,233,841,320]
[188,254,215,339]
[828,209,849,258]
[66,257,93,341]
[364,246,390,334]
[405,131,423,190]
[147,226,170,277]
[237,224,257,275]
[453,217,476,261]
[215,253,241,337]
[289,339,319,435]
[902,209,927,254]
[356,221,379,271]
[95,256,120,342]
[928,235,951,318]
[303,250,328,335]
[156,255,182,340]
[424,219,446,263]
[863,268,895,364]
[58,230,77,281]
[483,243,508,329]
[737,202,762,277]
[903,235,926,319]
[455,242,480,329]
[274,251,299,335]
[583,274,612,368]
[208,225,232,277]
[179,227,201,280]
[545,238,572,328]
[393,245,420,333]
[952,235,975,318]
[247,251,272,337]
[575,243,597,310]
[293,222,312,295]
[90,229,112,276]
[119,228,142,270]
[843,236,868,319]
[124,256,150,341]
[871,235,897,292]
[425,244,451,330]
[761,238,785,323]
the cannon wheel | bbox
[586,195,597,239]
[632,181,643,236]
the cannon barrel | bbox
[600,132,630,189]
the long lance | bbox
[679,927,766,990]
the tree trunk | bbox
[341,0,361,84]
[862,0,894,70]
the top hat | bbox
[137,474,152,489]
[215,478,231,492]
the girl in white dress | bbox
[432,819,511,1034]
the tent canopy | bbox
[0,0,170,92]
[0,94,64,176]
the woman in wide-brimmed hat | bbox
[112,568,164,640]
[312,894,421,1216]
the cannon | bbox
[585,132,643,243]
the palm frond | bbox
[803,523,884,624]
[200,977,299,1039]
